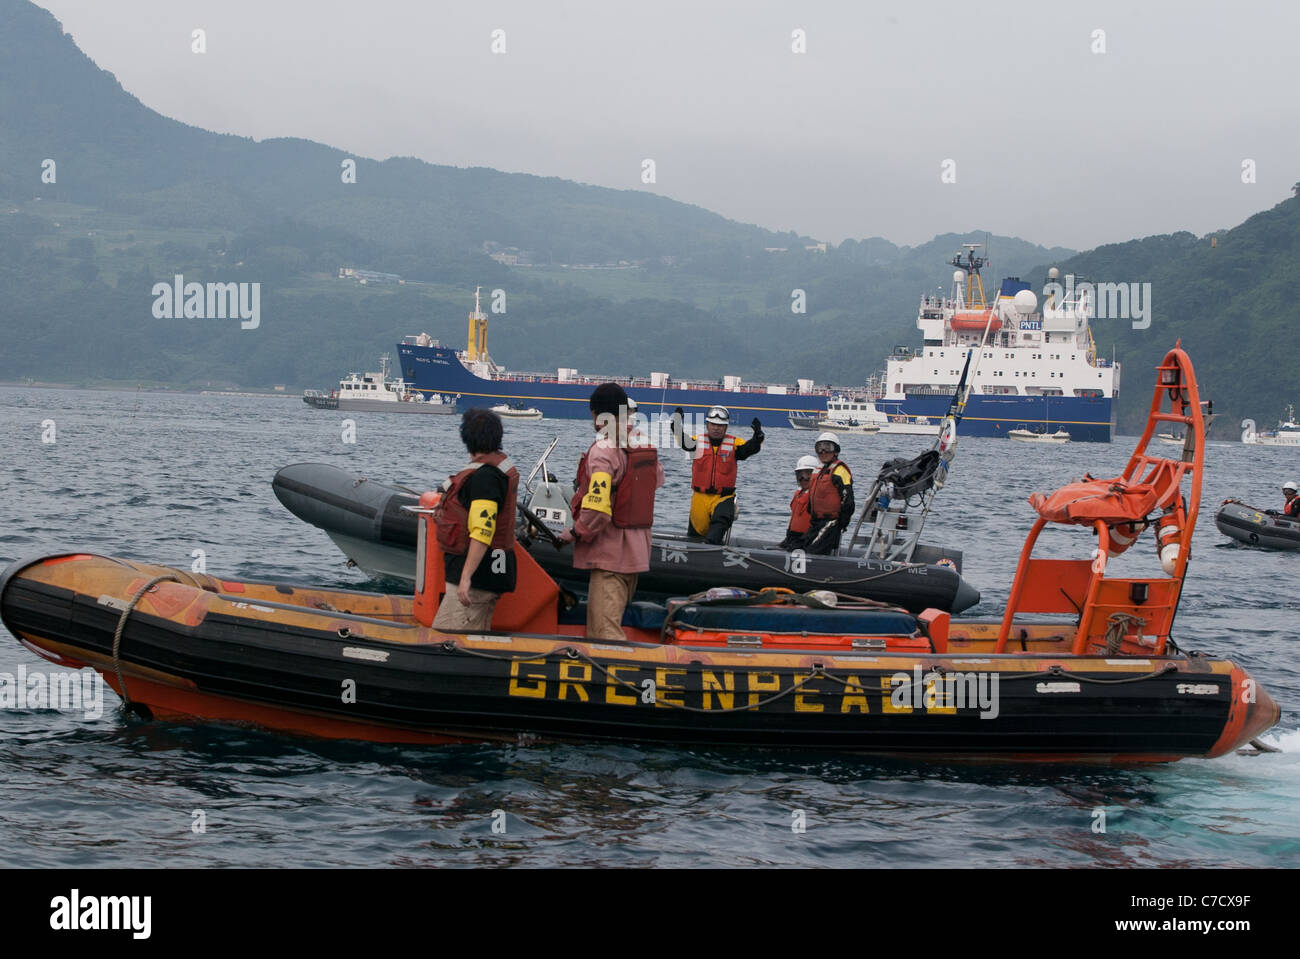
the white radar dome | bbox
[1013,290,1038,315]
[1048,267,1060,279]
[952,270,965,284]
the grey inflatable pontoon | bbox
[1214,500,1300,550]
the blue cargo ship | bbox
[396,289,833,428]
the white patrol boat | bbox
[1244,405,1300,447]
[818,385,937,436]
[304,354,457,414]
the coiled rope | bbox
[111,574,178,710]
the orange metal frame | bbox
[996,344,1205,655]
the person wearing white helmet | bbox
[805,432,854,554]
[1283,480,1300,519]
[670,404,765,543]
[778,455,820,550]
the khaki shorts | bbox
[433,586,500,632]
[586,569,638,640]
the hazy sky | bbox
[36,0,1300,250]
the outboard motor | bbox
[523,479,575,538]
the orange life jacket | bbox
[809,460,850,520]
[691,434,738,494]
[1286,497,1300,519]
[788,488,811,534]
[572,444,658,529]
[434,453,518,554]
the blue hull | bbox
[397,344,831,429]
[398,344,1116,439]
[876,395,1115,442]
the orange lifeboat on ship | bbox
[950,311,1001,333]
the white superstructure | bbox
[883,250,1120,407]
[1245,406,1300,447]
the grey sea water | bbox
[1,385,1297,867]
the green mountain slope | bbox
[1024,197,1300,433]
[0,0,1074,394]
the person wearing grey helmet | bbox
[669,404,765,543]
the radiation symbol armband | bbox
[581,471,614,516]
[468,499,499,545]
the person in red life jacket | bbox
[778,455,819,550]
[431,408,518,631]
[1279,480,1300,518]
[805,432,854,555]
[556,383,664,640]
[669,405,764,543]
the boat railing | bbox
[996,345,1203,657]
[486,369,833,396]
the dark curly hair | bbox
[459,408,504,454]
[589,382,628,418]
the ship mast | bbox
[952,244,988,310]
[466,286,489,363]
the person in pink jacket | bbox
[556,383,664,639]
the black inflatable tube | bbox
[273,463,982,614]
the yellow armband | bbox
[581,471,613,515]
[468,499,499,545]
[833,465,852,486]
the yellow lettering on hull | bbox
[557,661,591,701]
[508,658,548,698]
[701,671,735,710]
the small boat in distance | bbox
[304,354,457,414]
[490,403,544,421]
[817,417,880,435]
[817,388,935,435]
[1008,427,1071,444]
[1159,399,1216,444]
[788,412,820,430]
[1244,405,1300,447]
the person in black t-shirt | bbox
[433,410,518,631]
